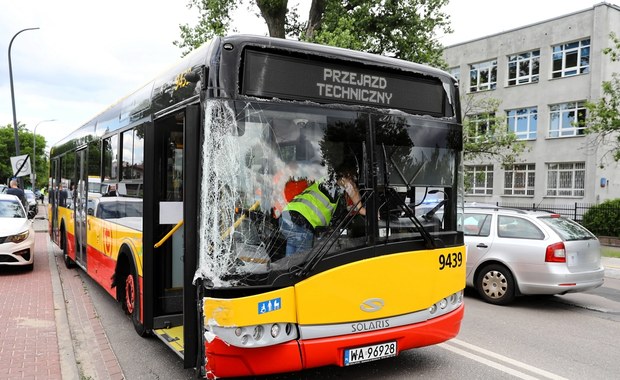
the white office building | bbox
[444,2,620,211]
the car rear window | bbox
[538,216,595,241]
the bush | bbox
[582,199,620,237]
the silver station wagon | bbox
[462,205,605,305]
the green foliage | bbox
[310,0,451,67]
[582,198,620,237]
[0,123,48,189]
[175,0,452,67]
[584,32,620,165]
[174,0,239,56]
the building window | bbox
[465,165,494,195]
[449,67,460,85]
[466,113,495,141]
[506,107,537,140]
[469,60,497,92]
[507,50,540,85]
[552,39,590,78]
[504,164,535,196]
[546,162,585,197]
[549,101,586,138]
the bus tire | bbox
[475,264,515,305]
[61,227,75,269]
[123,260,147,337]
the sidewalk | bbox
[0,204,123,379]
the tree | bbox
[460,94,527,193]
[461,94,527,165]
[175,0,452,67]
[583,32,620,164]
[0,124,48,189]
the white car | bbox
[0,194,35,270]
[462,205,604,305]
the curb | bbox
[48,236,81,379]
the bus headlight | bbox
[427,291,463,317]
[211,323,299,348]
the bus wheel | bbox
[475,264,515,305]
[124,262,147,337]
[61,229,75,269]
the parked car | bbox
[24,190,38,216]
[462,205,605,305]
[0,194,35,270]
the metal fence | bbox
[491,202,620,223]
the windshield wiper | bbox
[296,190,372,277]
[380,144,435,249]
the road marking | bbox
[440,338,568,380]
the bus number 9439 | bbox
[438,252,462,270]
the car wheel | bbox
[475,264,515,305]
[123,261,147,337]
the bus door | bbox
[74,148,88,266]
[148,105,200,368]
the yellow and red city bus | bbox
[49,35,465,378]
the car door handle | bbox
[477,243,488,248]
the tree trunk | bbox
[256,0,288,38]
[305,0,327,40]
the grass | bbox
[601,246,620,258]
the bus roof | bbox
[51,35,457,156]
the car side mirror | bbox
[27,209,36,219]
[87,208,94,216]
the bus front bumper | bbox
[204,304,464,378]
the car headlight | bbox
[6,230,29,244]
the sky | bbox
[0,0,609,151]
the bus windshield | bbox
[196,100,461,288]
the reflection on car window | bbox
[0,200,26,218]
[539,216,595,241]
[497,215,544,240]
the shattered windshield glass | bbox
[195,100,460,288]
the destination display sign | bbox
[241,50,447,116]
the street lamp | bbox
[8,27,40,182]
[32,119,55,190]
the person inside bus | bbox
[58,183,68,207]
[279,164,365,256]
[104,184,117,197]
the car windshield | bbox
[538,216,596,241]
[25,191,35,201]
[0,200,25,218]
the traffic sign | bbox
[10,154,31,177]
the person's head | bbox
[9,179,18,188]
